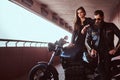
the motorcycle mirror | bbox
[63,36,68,40]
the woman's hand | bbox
[68,43,75,47]
[81,24,90,34]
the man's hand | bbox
[90,49,97,57]
[109,49,116,55]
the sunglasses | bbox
[94,18,102,21]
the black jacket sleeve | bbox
[71,30,78,44]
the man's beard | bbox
[95,22,101,26]
[94,22,103,28]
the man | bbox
[85,10,120,80]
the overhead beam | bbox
[9,0,73,33]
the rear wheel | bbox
[29,63,58,80]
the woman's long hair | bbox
[73,7,86,31]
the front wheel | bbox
[29,63,59,80]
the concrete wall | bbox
[110,3,120,45]
[111,3,120,29]
[0,47,59,80]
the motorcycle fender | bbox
[37,62,59,76]
[112,56,120,61]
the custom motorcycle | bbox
[29,36,120,80]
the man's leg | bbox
[104,55,111,80]
[98,61,106,80]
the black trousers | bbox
[97,52,112,80]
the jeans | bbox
[97,53,112,80]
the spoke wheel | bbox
[29,64,58,80]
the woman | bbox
[64,7,93,80]
[70,6,93,61]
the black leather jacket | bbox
[71,18,93,52]
[85,22,120,52]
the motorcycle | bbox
[28,36,68,80]
[29,36,120,80]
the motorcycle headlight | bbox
[48,43,55,52]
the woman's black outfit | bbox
[63,18,93,80]
[71,18,93,61]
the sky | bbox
[0,0,72,43]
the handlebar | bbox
[48,36,69,52]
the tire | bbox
[65,66,87,80]
[111,60,120,80]
[29,63,59,80]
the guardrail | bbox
[0,39,48,47]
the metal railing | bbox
[0,39,48,47]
